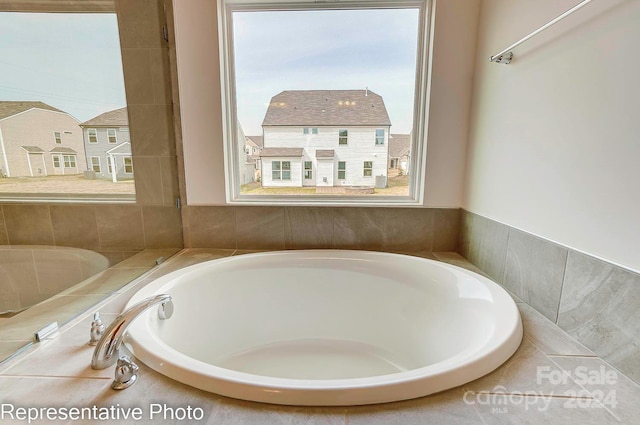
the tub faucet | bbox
[91,294,173,389]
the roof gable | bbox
[81,107,128,127]
[0,101,64,120]
[262,90,391,127]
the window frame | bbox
[271,160,291,180]
[54,131,62,144]
[363,161,373,177]
[90,156,101,173]
[214,0,432,206]
[87,128,98,144]
[63,155,76,168]
[123,156,133,174]
[338,161,346,180]
[107,128,117,144]
[338,129,348,146]
[304,161,312,179]
[375,129,385,145]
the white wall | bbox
[465,0,640,272]
[173,0,480,207]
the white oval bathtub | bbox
[125,250,522,406]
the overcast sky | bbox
[0,12,126,123]
[233,8,420,135]
[0,8,420,133]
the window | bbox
[107,129,117,144]
[63,155,76,168]
[90,156,101,173]
[272,161,291,180]
[202,0,430,204]
[304,161,312,179]
[88,128,98,144]
[375,129,385,145]
[338,161,346,180]
[123,156,133,174]
[339,130,348,145]
[54,131,62,144]
[363,161,373,177]
[52,156,61,168]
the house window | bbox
[123,156,133,174]
[63,155,76,168]
[272,161,291,180]
[54,131,62,144]
[107,129,117,143]
[90,156,101,173]
[304,161,312,179]
[375,129,385,145]
[209,0,429,203]
[52,156,61,168]
[88,129,98,143]
[338,161,346,180]
[363,161,373,177]
[339,130,348,145]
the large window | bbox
[219,0,430,204]
[272,161,291,180]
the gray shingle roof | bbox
[0,102,64,120]
[262,90,391,127]
[316,149,335,158]
[247,135,264,148]
[260,148,304,157]
[21,146,45,153]
[389,134,411,158]
[81,107,128,127]
[50,147,77,154]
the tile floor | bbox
[0,249,637,424]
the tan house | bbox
[388,133,411,174]
[0,101,86,177]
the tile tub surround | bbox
[459,209,640,386]
[1,249,638,424]
[183,206,460,252]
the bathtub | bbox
[0,246,110,315]
[125,250,522,406]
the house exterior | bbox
[0,101,86,177]
[388,133,411,174]
[80,107,133,181]
[259,90,391,188]
[245,135,263,182]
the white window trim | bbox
[123,156,133,174]
[107,128,117,144]
[176,0,433,206]
[54,131,62,144]
[90,156,101,173]
[87,128,98,144]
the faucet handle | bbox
[111,355,139,390]
[88,312,106,346]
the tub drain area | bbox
[216,338,411,380]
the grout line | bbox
[0,374,111,381]
[555,249,571,325]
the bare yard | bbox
[0,175,135,194]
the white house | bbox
[259,90,391,188]
[0,101,86,177]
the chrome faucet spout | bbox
[91,294,172,370]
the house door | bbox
[28,153,47,176]
[316,159,334,186]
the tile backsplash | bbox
[460,209,640,385]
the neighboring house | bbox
[0,101,86,177]
[80,107,133,181]
[260,89,391,188]
[245,135,263,182]
[388,133,411,174]
[236,122,256,185]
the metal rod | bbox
[490,0,595,62]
